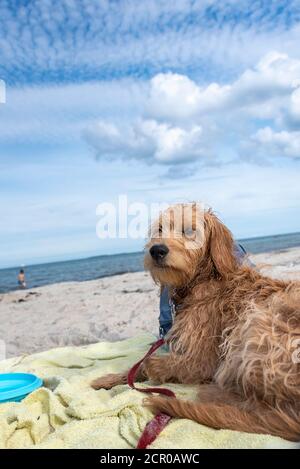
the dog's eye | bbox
[158,226,163,234]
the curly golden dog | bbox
[92,203,300,441]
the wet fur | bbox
[92,204,300,442]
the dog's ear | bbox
[206,211,237,278]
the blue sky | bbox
[1,0,300,268]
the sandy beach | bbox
[1,247,300,359]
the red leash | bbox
[127,338,175,449]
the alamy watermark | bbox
[0,79,6,104]
[96,196,205,249]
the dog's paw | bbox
[90,373,126,390]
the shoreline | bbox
[2,230,300,272]
[2,232,300,294]
[1,246,300,358]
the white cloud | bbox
[146,73,201,120]
[235,52,300,98]
[250,127,300,159]
[147,122,203,163]
[85,51,300,164]
[84,119,205,164]
[146,73,230,120]
[147,52,300,120]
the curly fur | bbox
[92,204,300,442]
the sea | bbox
[1,232,300,294]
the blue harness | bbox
[158,242,252,339]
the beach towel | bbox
[0,335,297,449]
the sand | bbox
[1,247,300,358]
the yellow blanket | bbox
[0,335,297,449]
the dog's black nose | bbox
[150,244,169,261]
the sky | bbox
[0,0,300,268]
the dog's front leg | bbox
[144,353,216,385]
[91,372,128,390]
[143,354,179,384]
[91,366,147,390]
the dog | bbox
[92,203,300,441]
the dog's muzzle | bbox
[150,244,169,262]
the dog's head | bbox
[144,203,238,287]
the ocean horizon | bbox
[1,231,300,294]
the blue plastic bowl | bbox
[0,373,43,403]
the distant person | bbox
[18,269,26,289]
